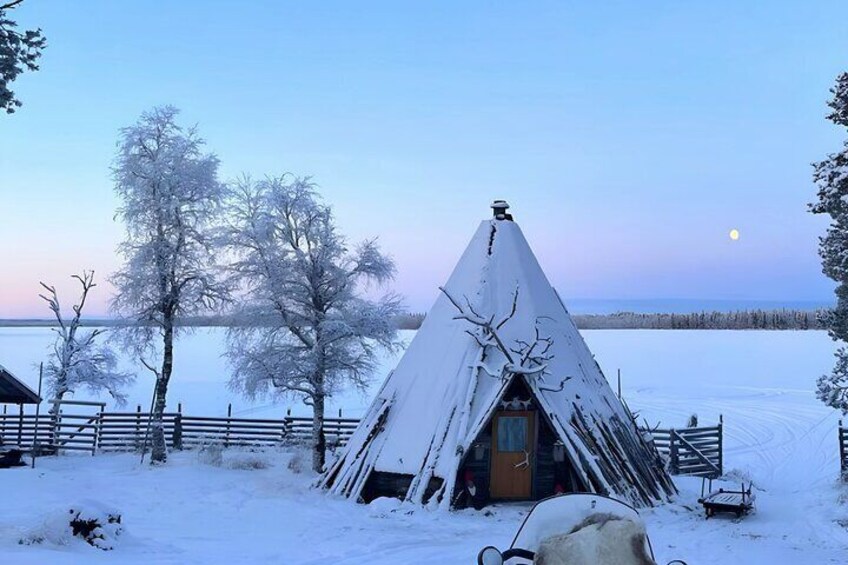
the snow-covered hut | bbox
[321,202,675,509]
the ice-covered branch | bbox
[439,286,515,365]
[443,286,562,386]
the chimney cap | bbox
[491,199,513,221]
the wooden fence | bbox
[0,404,359,455]
[840,420,847,479]
[642,417,723,479]
[2,402,724,479]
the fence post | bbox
[93,410,102,456]
[0,404,5,444]
[17,403,24,447]
[669,428,678,474]
[617,369,622,399]
[225,403,232,448]
[51,404,60,452]
[135,405,142,450]
[718,414,724,476]
[840,419,846,480]
[173,413,183,450]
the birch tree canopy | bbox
[223,175,402,471]
[110,105,228,463]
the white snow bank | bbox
[368,496,403,517]
[18,500,123,551]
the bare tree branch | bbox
[0,1,25,12]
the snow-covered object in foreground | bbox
[321,204,674,508]
[19,500,123,551]
[477,493,664,565]
[368,496,403,517]
[535,517,652,565]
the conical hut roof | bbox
[322,210,675,508]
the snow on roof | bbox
[0,363,41,404]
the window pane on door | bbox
[497,417,527,452]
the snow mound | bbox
[224,450,271,470]
[196,442,225,467]
[368,496,403,517]
[19,500,123,551]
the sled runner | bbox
[698,479,754,519]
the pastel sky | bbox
[1,0,846,317]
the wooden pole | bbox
[50,401,60,453]
[225,403,232,448]
[617,369,622,399]
[840,419,845,479]
[669,428,678,474]
[718,414,724,476]
[92,401,103,456]
[17,403,23,447]
[31,363,43,468]
[139,384,157,465]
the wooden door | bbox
[490,411,535,499]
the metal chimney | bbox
[491,199,513,221]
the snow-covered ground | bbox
[2,329,848,563]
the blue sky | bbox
[1,1,846,316]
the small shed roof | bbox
[0,365,40,404]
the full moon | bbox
[729,228,740,241]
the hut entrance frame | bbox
[490,410,535,499]
[460,375,588,503]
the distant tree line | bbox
[395,309,830,331]
[395,313,426,330]
[5,309,828,332]
[574,309,828,330]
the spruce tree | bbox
[811,72,848,412]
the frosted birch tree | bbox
[223,176,402,472]
[39,271,133,411]
[110,106,228,464]
[1,0,46,113]
[812,72,848,413]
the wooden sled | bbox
[0,448,27,469]
[697,478,754,519]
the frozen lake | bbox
[0,327,838,424]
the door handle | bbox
[514,450,530,469]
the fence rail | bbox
[3,404,727,480]
[0,404,358,454]
[641,418,723,479]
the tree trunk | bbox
[312,392,326,473]
[48,386,67,417]
[151,315,174,464]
